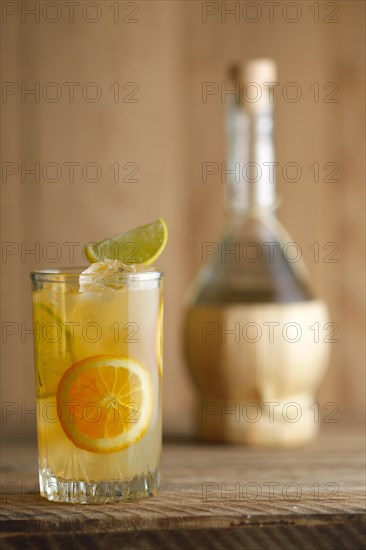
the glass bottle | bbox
[183,59,329,446]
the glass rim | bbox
[30,266,164,283]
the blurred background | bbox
[1,0,365,440]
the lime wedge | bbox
[84,218,168,265]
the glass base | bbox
[39,467,160,504]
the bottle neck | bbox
[225,102,276,216]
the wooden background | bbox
[1,0,365,439]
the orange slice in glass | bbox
[57,355,153,453]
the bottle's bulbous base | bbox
[184,298,330,446]
[183,212,330,447]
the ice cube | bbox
[79,259,155,292]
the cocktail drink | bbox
[31,263,163,503]
[30,221,166,503]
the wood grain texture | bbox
[1,426,365,549]
[1,0,365,443]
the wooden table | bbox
[1,425,365,549]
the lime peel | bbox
[84,218,168,266]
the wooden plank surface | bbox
[1,425,365,549]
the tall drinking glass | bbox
[30,267,163,503]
